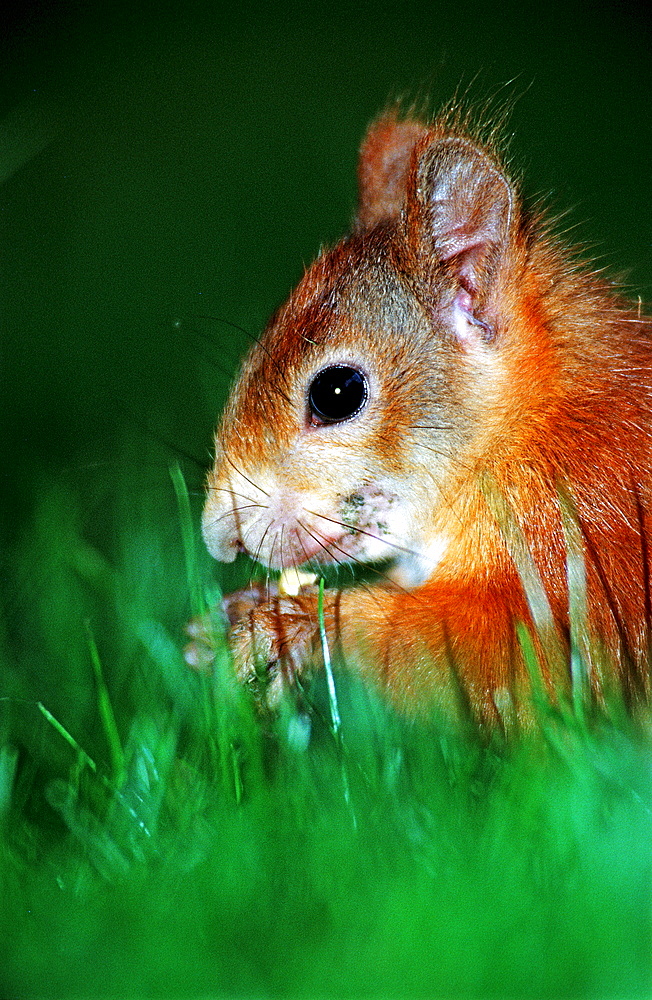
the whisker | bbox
[116,405,208,471]
[204,483,267,506]
[192,314,265,359]
[408,424,457,432]
[193,313,294,404]
[302,507,426,564]
[205,484,270,511]
[294,524,329,582]
[203,504,266,534]
[408,439,478,473]
[183,332,237,386]
[246,518,272,573]
[296,521,419,599]
[223,453,272,501]
[295,521,349,570]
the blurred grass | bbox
[2,3,652,997]
[0,467,650,999]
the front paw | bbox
[230,594,318,707]
[184,582,278,673]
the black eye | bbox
[308,365,368,423]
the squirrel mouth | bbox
[273,528,348,569]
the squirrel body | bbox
[198,110,652,724]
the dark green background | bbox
[2,0,651,547]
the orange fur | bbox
[196,109,652,724]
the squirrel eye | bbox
[308,365,368,423]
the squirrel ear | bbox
[406,136,513,293]
[357,116,426,230]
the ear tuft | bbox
[357,116,427,230]
[407,136,514,292]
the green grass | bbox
[1,464,650,999]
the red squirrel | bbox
[190,107,652,726]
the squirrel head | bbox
[202,113,533,581]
